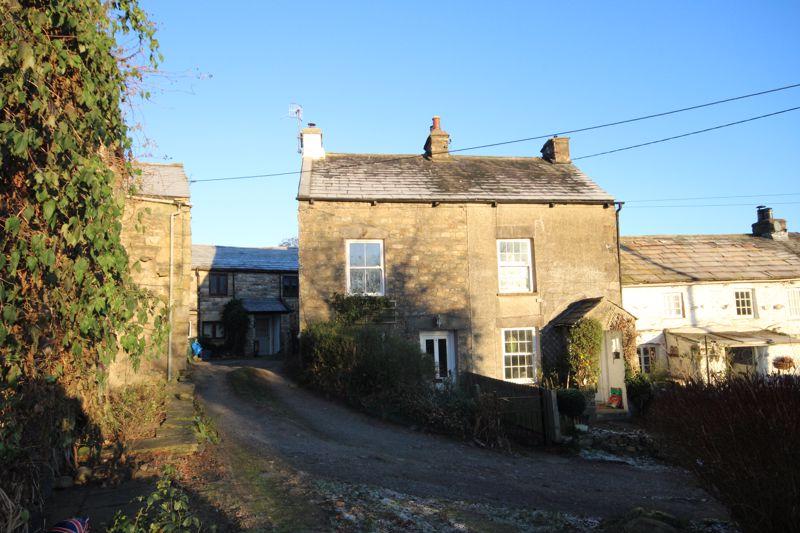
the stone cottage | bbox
[114,162,193,386]
[192,244,299,356]
[621,207,800,381]
[297,117,633,407]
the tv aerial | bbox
[288,103,303,153]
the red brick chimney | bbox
[424,116,451,161]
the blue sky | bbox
[135,1,800,247]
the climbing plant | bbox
[565,318,603,388]
[0,0,164,517]
[221,298,249,355]
[609,313,639,379]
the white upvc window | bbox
[637,344,656,374]
[734,289,755,317]
[789,288,800,318]
[346,240,384,295]
[497,239,534,293]
[663,292,684,318]
[501,328,536,382]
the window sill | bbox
[497,292,538,297]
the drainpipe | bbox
[168,203,181,381]
[615,202,624,303]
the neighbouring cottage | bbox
[192,244,299,357]
[621,206,800,381]
[115,162,193,386]
[297,117,635,409]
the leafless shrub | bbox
[650,375,800,532]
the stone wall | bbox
[195,269,298,356]
[298,201,621,381]
[112,197,192,387]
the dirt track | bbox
[193,359,727,521]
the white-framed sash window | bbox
[788,288,800,318]
[663,292,684,318]
[501,328,537,382]
[497,239,534,293]
[734,289,754,317]
[346,240,384,295]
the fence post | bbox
[542,389,561,444]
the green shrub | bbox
[329,293,392,325]
[625,373,653,415]
[556,388,587,419]
[222,299,249,355]
[107,472,202,532]
[298,321,509,444]
[566,318,603,388]
[299,322,433,402]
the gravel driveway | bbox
[192,359,727,522]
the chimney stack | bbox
[424,116,451,161]
[752,205,788,240]
[300,122,325,160]
[541,136,570,164]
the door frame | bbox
[254,314,281,356]
[419,331,456,381]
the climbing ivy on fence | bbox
[0,0,165,511]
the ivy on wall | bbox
[0,0,165,510]
[565,318,603,388]
[609,313,639,378]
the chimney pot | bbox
[752,206,788,240]
[424,115,451,161]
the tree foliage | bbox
[0,0,165,512]
[221,298,249,355]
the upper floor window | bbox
[346,240,384,295]
[202,321,225,339]
[209,272,228,296]
[637,344,656,374]
[663,292,684,318]
[497,239,534,293]
[734,289,754,316]
[282,274,299,298]
[502,328,536,382]
[789,288,800,318]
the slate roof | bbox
[621,233,800,285]
[665,328,799,347]
[241,298,290,314]
[192,244,298,272]
[133,162,190,198]
[298,154,614,203]
[551,297,634,327]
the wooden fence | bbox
[461,372,552,445]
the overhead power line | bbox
[625,200,800,209]
[626,192,800,203]
[572,106,800,160]
[190,82,800,183]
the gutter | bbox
[167,202,182,381]
[615,202,625,304]
[295,196,615,206]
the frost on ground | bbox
[315,480,739,533]
[316,479,602,532]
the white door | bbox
[598,331,626,408]
[419,331,456,382]
[254,316,281,356]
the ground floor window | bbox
[637,344,656,374]
[202,321,225,339]
[502,328,536,381]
